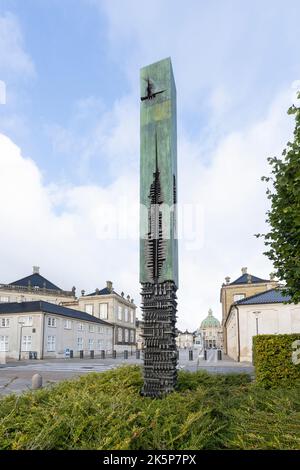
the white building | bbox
[198,309,223,349]
[0,300,113,361]
[176,330,194,349]
[226,288,300,362]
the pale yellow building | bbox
[76,281,137,352]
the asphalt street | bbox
[0,349,254,396]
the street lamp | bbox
[18,320,25,361]
[253,311,261,335]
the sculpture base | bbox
[141,281,178,398]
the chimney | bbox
[95,288,100,295]
[247,274,252,283]
[225,276,231,284]
[241,267,247,275]
[106,281,113,293]
[33,266,40,274]
[121,291,124,297]
[127,295,130,301]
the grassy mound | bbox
[0,366,299,450]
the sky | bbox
[0,0,300,330]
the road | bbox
[0,349,254,396]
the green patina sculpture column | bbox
[140,57,178,397]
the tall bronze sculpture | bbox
[140,58,178,397]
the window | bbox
[85,304,93,315]
[130,310,134,324]
[22,335,32,351]
[117,306,122,321]
[98,326,104,334]
[0,296,9,303]
[47,317,57,328]
[64,320,72,330]
[0,335,8,352]
[130,330,135,343]
[97,339,102,350]
[88,339,94,351]
[77,323,84,331]
[47,336,56,352]
[233,294,246,302]
[0,318,10,328]
[99,303,108,320]
[124,308,128,322]
[117,328,123,342]
[89,324,95,333]
[77,337,83,351]
[124,329,129,343]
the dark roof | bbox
[87,287,115,296]
[229,273,270,285]
[9,273,62,291]
[235,288,291,305]
[0,301,112,325]
[86,287,135,305]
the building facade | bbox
[135,319,144,350]
[0,267,76,305]
[176,330,194,349]
[198,309,223,350]
[0,301,113,361]
[220,267,278,353]
[226,288,300,362]
[77,281,137,352]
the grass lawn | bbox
[0,365,299,450]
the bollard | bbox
[112,350,116,359]
[80,350,84,359]
[32,373,43,390]
[124,350,128,359]
[204,350,207,360]
[70,350,73,359]
[189,350,193,361]
[217,350,222,361]
[136,350,140,359]
[100,350,105,359]
[90,350,94,359]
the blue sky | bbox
[0,0,300,328]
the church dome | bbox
[200,309,220,329]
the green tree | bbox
[257,91,300,302]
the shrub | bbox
[253,334,300,388]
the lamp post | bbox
[18,320,25,361]
[253,311,261,335]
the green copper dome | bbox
[200,309,220,329]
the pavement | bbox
[0,349,254,397]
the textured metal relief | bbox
[140,58,178,398]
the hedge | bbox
[253,334,300,387]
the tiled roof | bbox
[0,301,112,325]
[229,273,269,285]
[87,287,115,296]
[9,273,62,291]
[235,288,291,305]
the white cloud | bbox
[0,86,294,330]
[0,12,35,77]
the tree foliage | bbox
[257,91,300,302]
